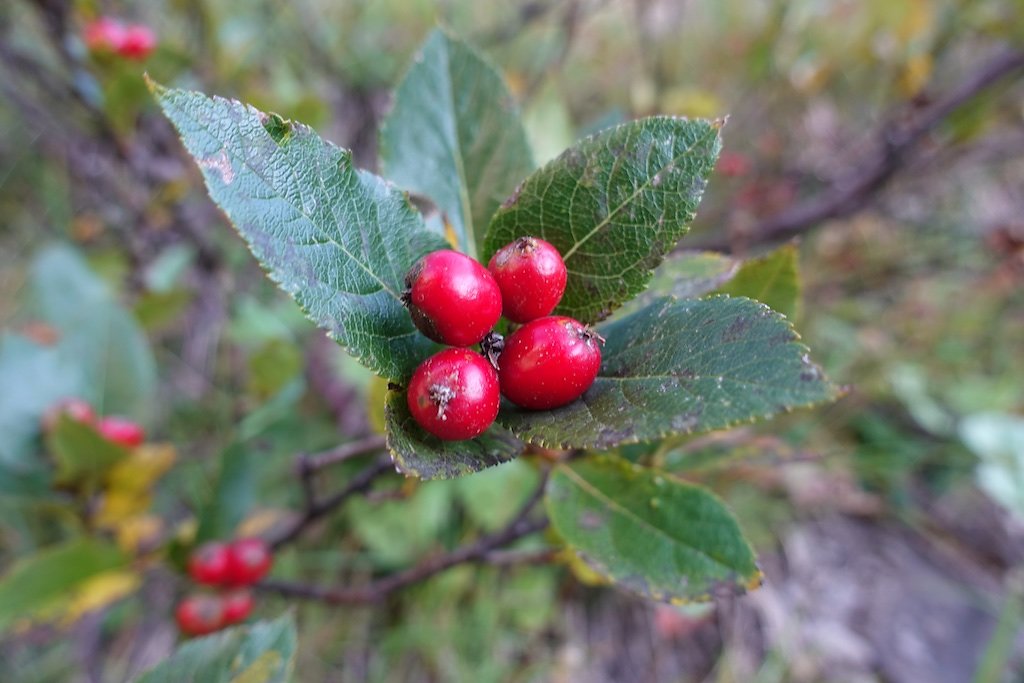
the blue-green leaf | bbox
[151,82,447,381]
[135,613,297,683]
[380,29,534,258]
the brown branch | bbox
[299,435,388,473]
[478,546,559,567]
[693,48,1024,253]
[258,470,551,603]
[269,454,394,550]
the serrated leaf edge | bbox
[482,114,724,263]
[502,295,841,450]
[379,27,534,259]
[150,80,439,382]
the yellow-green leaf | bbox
[715,243,801,321]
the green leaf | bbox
[614,250,739,318]
[523,82,576,166]
[380,29,534,258]
[48,414,130,486]
[134,289,194,333]
[143,244,196,292]
[384,389,523,479]
[498,296,837,449]
[195,442,257,544]
[247,339,302,399]
[0,333,85,487]
[454,459,541,532]
[545,455,760,602]
[30,244,157,418]
[136,613,297,683]
[960,412,1024,519]
[484,117,722,323]
[0,537,127,632]
[151,82,448,381]
[715,243,801,321]
[348,480,455,568]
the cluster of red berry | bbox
[403,237,603,441]
[43,398,145,448]
[177,538,273,636]
[83,17,157,61]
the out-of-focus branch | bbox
[270,452,394,550]
[300,435,388,474]
[259,470,551,604]
[693,48,1024,253]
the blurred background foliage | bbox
[1,0,1023,681]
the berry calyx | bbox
[498,316,603,410]
[221,589,254,625]
[488,236,567,323]
[407,348,500,440]
[41,398,96,431]
[402,250,502,347]
[97,416,145,448]
[175,594,225,637]
[226,537,273,586]
[188,541,231,586]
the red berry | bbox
[221,589,254,625]
[407,348,500,440]
[175,594,225,636]
[498,316,603,410]
[118,24,157,60]
[403,250,502,346]
[488,237,567,323]
[41,398,96,431]
[83,17,126,53]
[188,541,231,586]
[226,538,273,586]
[97,416,145,448]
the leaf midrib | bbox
[438,39,476,258]
[162,92,403,302]
[561,123,718,263]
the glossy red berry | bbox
[403,250,502,346]
[97,416,145,448]
[226,538,273,586]
[42,398,96,431]
[118,24,157,60]
[188,541,231,586]
[175,594,225,637]
[221,590,254,625]
[488,237,567,323]
[498,316,603,410]
[407,348,500,440]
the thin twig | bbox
[479,546,559,567]
[269,455,395,550]
[289,435,389,535]
[300,435,388,473]
[692,48,1024,253]
[258,469,551,603]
